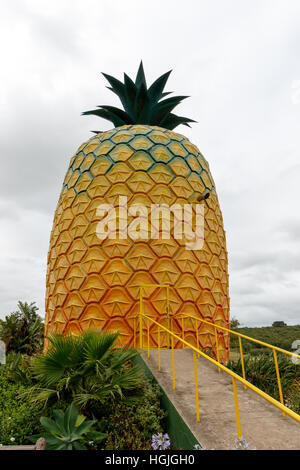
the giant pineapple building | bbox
[44,64,230,361]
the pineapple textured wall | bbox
[45,125,230,361]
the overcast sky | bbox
[1,0,300,326]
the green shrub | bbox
[0,331,168,450]
[4,352,34,386]
[99,379,167,450]
[27,330,144,411]
[227,351,300,413]
[230,325,300,353]
[0,367,42,445]
[0,301,44,355]
[286,380,300,414]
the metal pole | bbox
[166,285,170,349]
[139,287,143,349]
[171,334,175,390]
[158,327,161,371]
[196,320,200,358]
[214,326,220,372]
[147,318,150,358]
[273,349,285,416]
[232,377,242,438]
[238,336,247,389]
[133,318,136,348]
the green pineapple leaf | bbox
[83,62,196,130]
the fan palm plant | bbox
[27,330,144,411]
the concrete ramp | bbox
[141,349,300,450]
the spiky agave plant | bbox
[45,62,230,361]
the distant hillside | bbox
[230,325,300,353]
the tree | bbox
[0,301,44,355]
[230,317,240,330]
[272,321,287,328]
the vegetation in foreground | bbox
[1,305,299,449]
[0,328,167,449]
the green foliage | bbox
[0,327,168,450]
[0,366,42,445]
[230,318,240,330]
[27,330,144,411]
[33,402,106,450]
[227,351,300,413]
[230,325,300,353]
[272,321,287,327]
[5,352,34,386]
[286,380,300,414]
[100,380,166,450]
[0,301,44,355]
[82,61,196,131]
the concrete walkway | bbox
[141,349,300,450]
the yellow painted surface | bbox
[45,125,230,360]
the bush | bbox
[0,301,44,355]
[0,330,168,450]
[227,351,300,413]
[4,352,34,386]
[230,325,300,353]
[27,330,144,411]
[99,379,167,450]
[0,366,43,445]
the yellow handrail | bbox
[173,311,300,410]
[137,311,300,439]
[136,283,300,439]
[174,312,300,361]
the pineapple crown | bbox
[82,61,196,131]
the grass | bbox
[227,351,300,414]
[227,325,300,415]
[229,324,300,358]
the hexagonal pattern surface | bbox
[45,125,229,361]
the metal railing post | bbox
[139,287,143,349]
[214,326,220,372]
[196,320,200,358]
[158,327,161,371]
[166,285,170,349]
[147,318,150,358]
[171,334,175,390]
[238,336,247,389]
[273,349,285,416]
[232,377,242,438]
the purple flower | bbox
[152,433,171,450]
[233,437,255,450]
